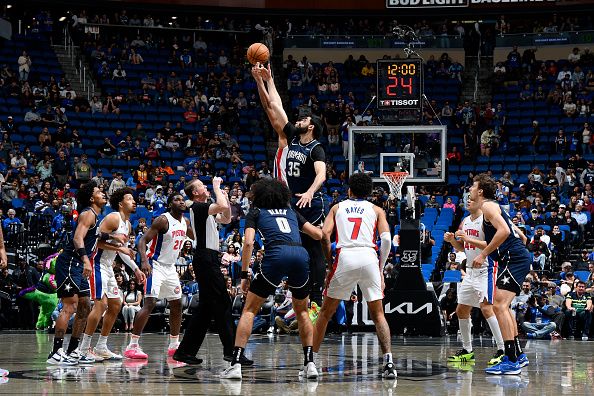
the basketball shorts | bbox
[457,266,495,308]
[250,245,310,300]
[55,253,90,298]
[325,247,383,302]
[492,249,531,295]
[90,262,120,300]
[145,263,182,300]
[291,195,327,226]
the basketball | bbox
[246,43,269,65]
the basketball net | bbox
[382,172,408,200]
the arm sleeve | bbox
[245,208,260,229]
[379,232,392,267]
[310,144,326,162]
[283,122,296,140]
[296,211,308,230]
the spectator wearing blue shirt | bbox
[521,294,561,339]
[151,185,166,218]
[2,209,22,242]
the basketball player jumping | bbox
[47,181,106,365]
[444,198,505,367]
[124,193,192,360]
[252,63,327,304]
[79,187,146,362]
[314,173,396,379]
[221,178,323,380]
[469,174,530,375]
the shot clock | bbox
[376,59,423,111]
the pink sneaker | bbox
[124,345,148,359]
[167,343,179,357]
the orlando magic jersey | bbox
[62,207,99,258]
[274,122,325,196]
[483,201,526,261]
[245,207,305,249]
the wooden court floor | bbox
[0,332,592,395]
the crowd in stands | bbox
[0,5,593,338]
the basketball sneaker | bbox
[47,348,78,366]
[68,348,96,364]
[484,356,521,375]
[167,342,180,357]
[220,363,242,380]
[298,361,319,380]
[83,348,104,362]
[95,347,123,360]
[382,362,397,379]
[488,349,505,366]
[517,353,529,368]
[124,345,148,359]
[224,353,254,366]
[447,349,475,363]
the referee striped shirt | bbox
[189,201,219,252]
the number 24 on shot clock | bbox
[376,59,423,110]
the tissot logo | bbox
[387,0,469,7]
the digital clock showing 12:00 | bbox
[376,59,423,110]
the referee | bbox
[173,177,252,366]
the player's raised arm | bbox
[207,177,231,223]
[256,63,289,148]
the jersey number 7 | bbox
[347,217,362,240]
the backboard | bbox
[347,125,447,186]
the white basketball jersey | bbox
[335,199,377,250]
[97,214,130,269]
[461,213,487,268]
[148,212,187,266]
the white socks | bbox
[128,334,140,347]
[459,318,473,352]
[486,315,505,351]
[80,334,92,351]
[383,353,393,364]
[96,335,108,350]
[169,335,179,348]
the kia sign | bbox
[385,301,433,315]
[386,0,469,7]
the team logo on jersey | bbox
[174,286,181,294]
[401,250,418,263]
[113,287,119,295]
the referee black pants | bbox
[178,248,234,357]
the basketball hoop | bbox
[382,172,408,200]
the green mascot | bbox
[19,253,59,330]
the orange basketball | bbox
[247,43,269,65]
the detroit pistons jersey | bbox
[62,207,99,258]
[147,212,187,266]
[335,199,377,250]
[94,214,130,270]
[483,201,526,261]
[461,213,487,269]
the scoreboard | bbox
[376,59,423,111]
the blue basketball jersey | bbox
[245,207,305,249]
[483,201,526,261]
[62,207,99,257]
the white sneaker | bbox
[220,363,242,380]
[0,368,9,376]
[298,362,318,379]
[47,348,78,366]
[67,348,97,364]
[94,347,123,360]
[582,336,589,341]
[266,326,274,334]
[84,348,105,362]
[382,362,397,379]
